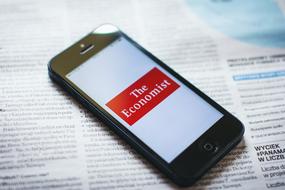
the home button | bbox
[202,142,218,153]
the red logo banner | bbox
[106,67,180,125]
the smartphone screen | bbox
[66,36,223,163]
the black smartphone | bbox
[48,24,244,186]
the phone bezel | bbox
[48,24,244,186]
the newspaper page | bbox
[0,0,285,189]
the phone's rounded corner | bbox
[91,23,120,35]
[47,54,64,82]
[169,173,198,187]
[48,56,57,74]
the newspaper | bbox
[0,0,285,189]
